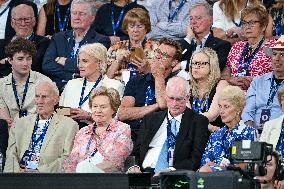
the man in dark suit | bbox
[128,76,209,175]
[0,1,47,77]
[178,2,231,72]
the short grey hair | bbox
[71,0,97,15]
[189,2,213,17]
[78,43,107,74]
[35,81,59,97]
[11,4,35,18]
[166,76,191,96]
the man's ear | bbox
[171,60,179,68]
[7,57,12,65]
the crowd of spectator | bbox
[0,0,284,188]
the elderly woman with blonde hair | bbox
[199,85,257,172]
[64,86,133,173]
[59,43,124,127]
[188,47,229,132]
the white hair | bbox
[35,81,59,97]
[166,76,191,96]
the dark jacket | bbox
[131,108,209,172]
[179,33,231,72]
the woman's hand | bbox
[127,165,142,173]
[95,160,118,173]
[208,124,220,133]
[70,108,91,121]
[130,56,149,74]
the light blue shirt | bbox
[147,0,206,40]
[242,72,284,129]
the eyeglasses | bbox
[167,95,187,102]
[12,17,33,24]
[241,20,260,28]
[154,48,174,60]
[191,61,209,68]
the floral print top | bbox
[201,120,257,167]
[226,38,275,77]
[64,119,133,172]
[106,39,159,66]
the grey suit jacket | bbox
[4,112,79,173]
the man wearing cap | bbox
[242,35,284,132]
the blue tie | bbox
[155,118,177,173]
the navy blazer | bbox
[131,107,209,172]
[179,33,231,72]
[42,29,110,91]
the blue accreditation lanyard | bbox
[168,0,186,22]
[144,85,155,106]
[70,32,86,59]
[55,2,71,32]
[0,4,9,17]
[86,123,110,157]
[267,78,284,106]
[237,38,264,76]
[275,9,283,36]
[12,74,30,118]
[29,114,53,152]
[78,76,102,108]
[166,116,177,166]
[191,96,209,113]
[111,3,127,36]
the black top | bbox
[43,2,72,36]
[123,73,156,132]
[93,2,146,40]
[190,83,224,128]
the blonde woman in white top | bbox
[59,43,124,126]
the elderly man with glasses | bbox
[127,76,209,179]
[0,1,43,77]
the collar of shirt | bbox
[83,119,117,135]
[167,110,183,132]
[194,33,210,47]
[4,71,36,85]
[11,33,33,41]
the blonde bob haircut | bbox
[277,87,284,104]
[78,43,108,74]
[89,86,121,117]
[218,86,245,112]
[189,47,221,99]
[122,8,151,34]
